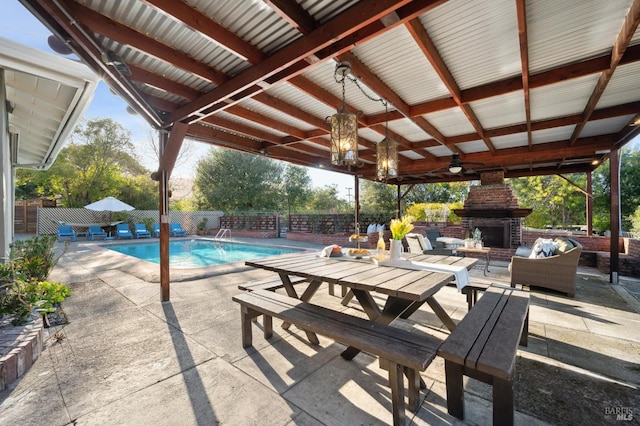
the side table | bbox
[456,247,491,276]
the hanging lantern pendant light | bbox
[329,62,358,166]
[377,102,398,181]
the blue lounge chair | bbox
[134,223,151,238]
[153,223,160,237]
[170,223,187,237]
[57,225,77,242]
[87,225,107,240]
[116,223,134,239]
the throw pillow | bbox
[529,238,558,258]
[554,237,575,253]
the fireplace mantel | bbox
[453,208,533,218]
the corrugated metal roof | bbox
[419,0,521,90]
[470,91,526,130]
[352,25,449,105]
[530,74,601,121]
[527,0,634,73]
[422,107,475,137]
[238,98,318,132]
[598,62,640,109]
[27,0,640,184]
[491,133,529,150]
[581,116,635,138]
[531,125,576,145]
[455,140,490,154]
[387,118,433,143]
[265,83,335,121]
[188,0,301,55]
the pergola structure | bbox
[20,0,640,299]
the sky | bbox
[0,2,355,199]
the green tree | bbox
[630,206,640,237]
[194,148,283,211]
[307,184,350,212]
[592,148,640,232]
[360,180,397,213]
[509,175,586,229]
[15,118,157,208]
[282,165,312,215]
[404,182,469,204]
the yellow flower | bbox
[390,215,414,240]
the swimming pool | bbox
[102,240,303,268]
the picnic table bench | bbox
[437,284,529,425]
[232,289,441,425]
[238,275,307,292]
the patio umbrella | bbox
[84,197,135,232]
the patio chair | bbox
[87,225,107,240]
[509,237,582,297]
[153,223,160,237]
[407,232,455,256]
[134,223,151,238]
[405,233,431,254]
[57,225,77,242]
[116,223,133,239]
[170,223,187,237]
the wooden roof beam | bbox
[22,0,163,127]
[67,0,228,85]
[516,0,533,149]
[337,51,448,152]
[264,0,317,35]
[142,0,266,64]
[406,18,496,154]
[164,0,436,125]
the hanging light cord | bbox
[334,63,388,115]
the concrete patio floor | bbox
[1,237,639,425]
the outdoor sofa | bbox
[509,237,582,297]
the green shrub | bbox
[9,235,56,282]
[630,205,640,237]
[1,236,71,325]
[406,202,463,223]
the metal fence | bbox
[38,208,224,236]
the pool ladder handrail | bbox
[214,228,231,240]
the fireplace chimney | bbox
[453,172,531,248]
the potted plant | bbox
[197,218,208,235]
[473,227,483,249]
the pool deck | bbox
[1,236,639,425]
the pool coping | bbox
[80,237,317,282]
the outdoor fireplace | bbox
[454,172,531,249]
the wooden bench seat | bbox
[232,289,441,425]
[238,275,307,292]
[460,282,491,310]
[437,285,530,425]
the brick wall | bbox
[463,184,520,209]
[287,231,356,248]
[625,238,640,257]
[218,229,277,239]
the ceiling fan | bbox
[448,153,484,174]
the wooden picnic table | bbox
[245,251,478,358]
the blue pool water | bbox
[102,240,302,268]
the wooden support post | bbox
[610,148,620,284]
[586,172,593,236]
